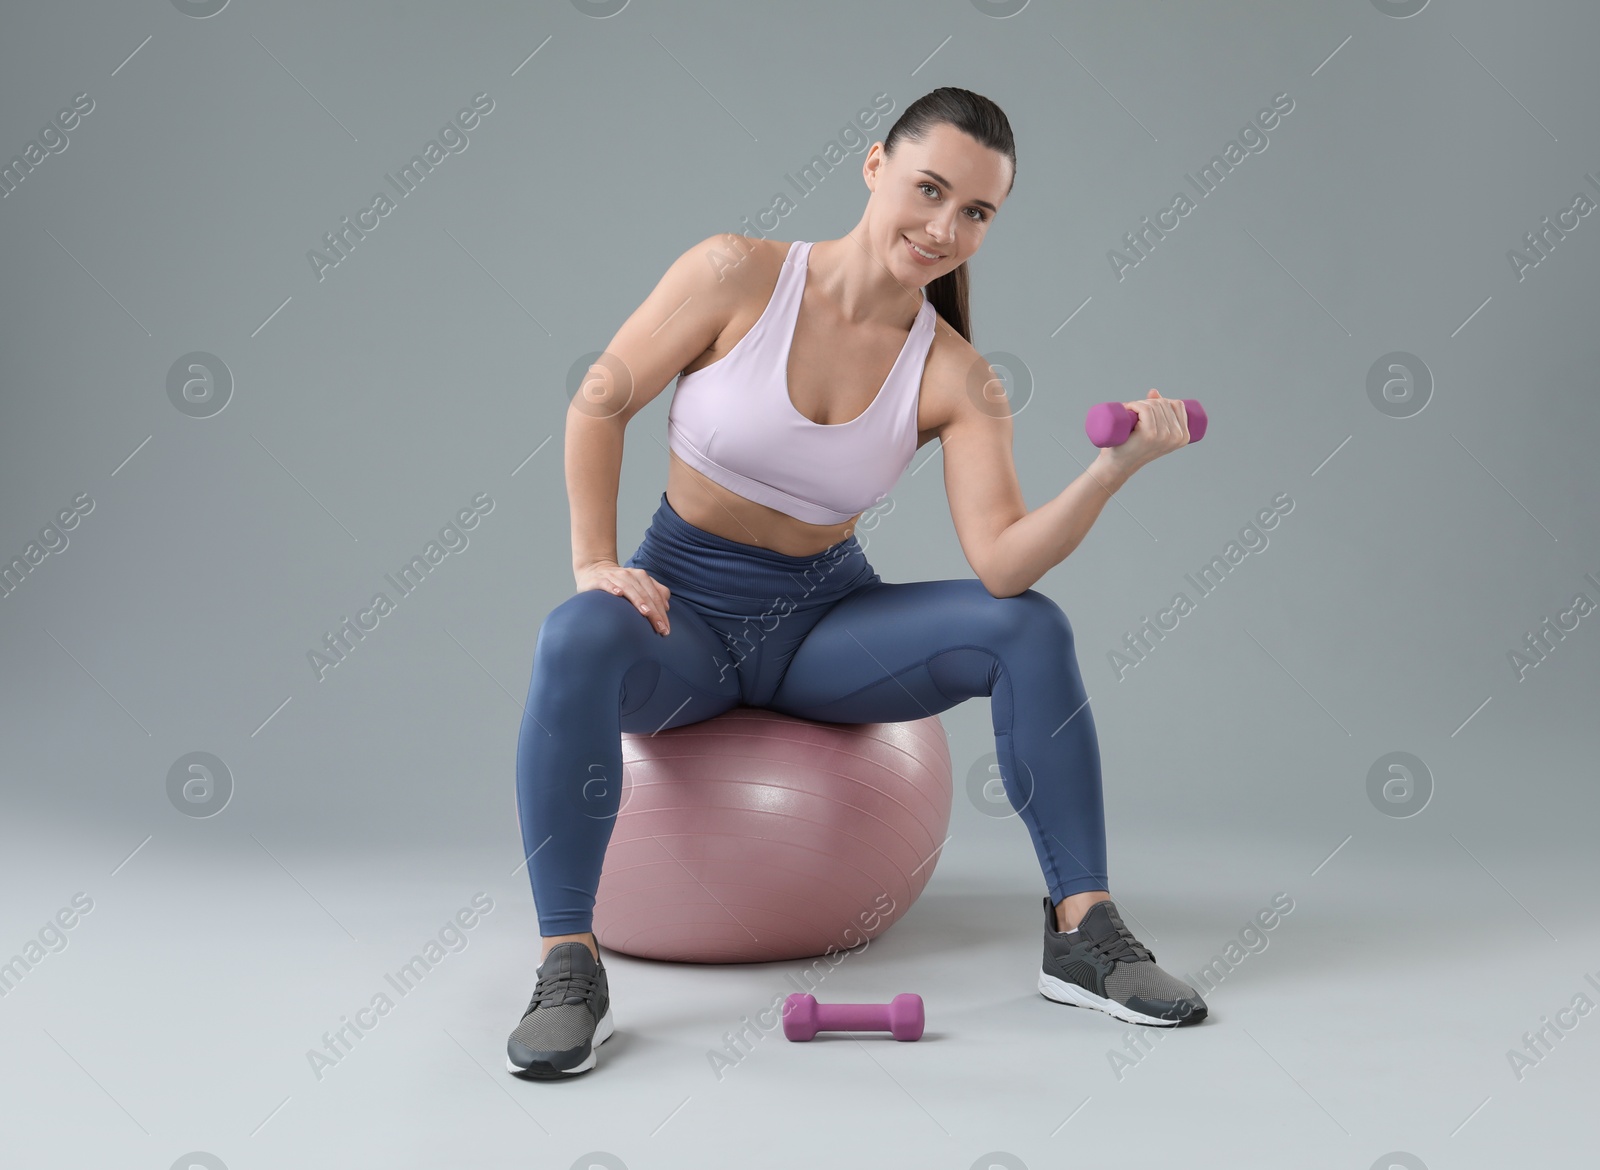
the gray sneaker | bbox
[1037,896,1207,1027]
[506,942,615,1078]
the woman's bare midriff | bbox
[665,451,859,557]
[665,433,945,557]
[661,237,947,559]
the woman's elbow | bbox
[982,573,1027,599]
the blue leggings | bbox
[514,493,1109,936]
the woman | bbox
[508,87,1201,1080]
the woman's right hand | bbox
[576,560,672,636]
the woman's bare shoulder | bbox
[919,312,992,434]
[682,233,789,292]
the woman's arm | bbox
[562,233,757,580]
[942,380,1190,598]
[567,406,627,576]
[981,451,1134,597]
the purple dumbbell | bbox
[1085,398,1208,447]
[782,993,925,1042]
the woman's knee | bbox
[535,589,645,672]
[984,588,1075,649]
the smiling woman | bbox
[508,86,1210,1081]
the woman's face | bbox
[867,121,1012,283]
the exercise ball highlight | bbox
[593,706,953,963]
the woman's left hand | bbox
[1099,389,1190,476]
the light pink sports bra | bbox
[667,240,937,526]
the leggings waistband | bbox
[630,493,876,605]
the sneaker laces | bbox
[529,967,599,1011]
[1085,922,1155,967]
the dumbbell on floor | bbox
[782,993,925,1042]
[1086,398,1208,447]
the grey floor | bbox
[6,777,1596,1170]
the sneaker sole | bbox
[506,1004,615,1078]
[1037,969,1194,1028]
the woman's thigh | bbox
[765,578,1075,723]
[762,578,1108,897]
[527,587,742,735]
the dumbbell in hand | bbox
[1085,398,1208,447]
[782,993,925,1041]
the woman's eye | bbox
[921,183,986,222]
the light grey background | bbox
[2,1,1597,1167]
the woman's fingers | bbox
[606,577,660,635]
[642,573,671,631]
[1128,397,1167,438]
[624,570,671,636]
[1121,393,1189,456]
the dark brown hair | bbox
[881,87,1016,343]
